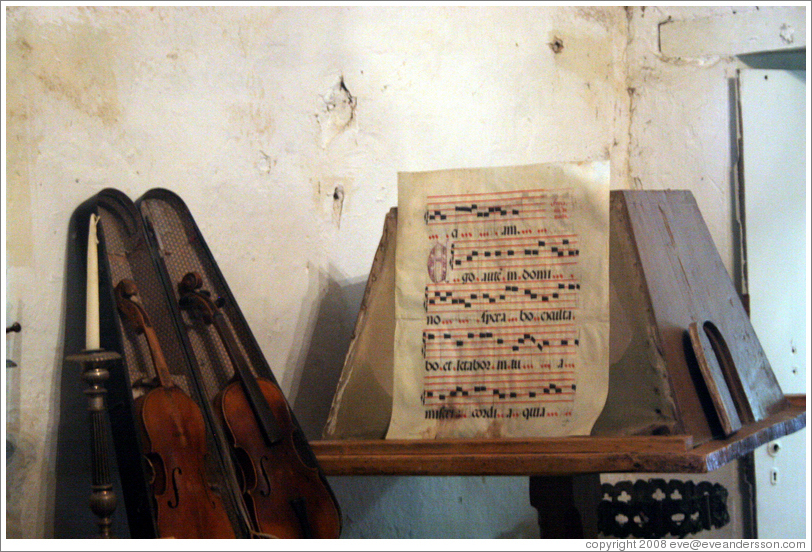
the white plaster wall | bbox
[615,5,807,540]
[624,5,756,276]
[5,6,629,538]
[8,4,797,541]
[602,6,754,538]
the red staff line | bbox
[429,288,579,295]
[452,244,580,255]
[428,304,576,312]
[427,306,577,315]
[424,371,576,379]
[451,256,579,265]
[453,254,579,264]
[426,297,577,313]
[428,308,577,316]
[424,332,578,340]
[425,323,576,332]
[425,381,576,387]
[427,319,575,327]
[451,233,577,244]
[426,207,564,219]
[445,265,577,273]
[427,215,569,226]
[427,293,578,302]
[451,236,578,251]
[430,379,575,395]
[427,301,578,310]
[451,260,578,268]
[426,279,579,288]
[427,296,578,305]
[423,376,575,385]
[427,201,562,212]
[427,205,569,214]
[429,289,579,296]
[425,351,577,358]
[424,398,575,406]
[426,188,572,199]
[427,297,578,305]
[426,195,569,207]
[426,202,569,213]
[429,392,576,399]
[427,188,572,200]
[425,332,578,340]
[425,378,576,387]
[426,343,577,353]
[452,253,579,263]
[424,329,578,339]
[424,330,577,338]
[428,214,571,226]
[428,388,575,396]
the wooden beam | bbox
[693,395,806,472]
[314,434,692,457]
[311,399,804,476]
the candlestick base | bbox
[66,349,122,538]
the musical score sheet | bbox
[387,162,610,439]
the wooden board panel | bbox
[619,191,786,444]
[322,209,397,439]
[315,435,693,456]
[696,395,806,472]
[312,448,706,476]
[311,397,804,476]
[592,192,679,436]
[688,321,743,436]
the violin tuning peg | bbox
[215,297,226,308]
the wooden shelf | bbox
[312,395,805,477]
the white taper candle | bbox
[86,213,101,350]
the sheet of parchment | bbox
[386,162,610,439]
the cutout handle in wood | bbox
[688,321,743,436]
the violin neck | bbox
[141,323,176,389]
[209,311,282,445]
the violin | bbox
[177,271,341,539]
[115,279,235,539]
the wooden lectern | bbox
[314,191,805,538]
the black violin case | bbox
[54,188,340,538]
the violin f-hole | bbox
[168,467,182,509]
[233,447,256,493]
[145,452,165,493]
[258,456,273,498]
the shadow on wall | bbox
[288,269,367,440]
[325,475,540,538]
[284,269,541,539]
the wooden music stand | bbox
[314,191,806,538]
[311,395,804,536]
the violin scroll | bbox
[178,271,204,296]
[115,279,151,334]
[178,272,224,323]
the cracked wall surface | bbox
[9,5,793,539]
[4,6,629,538]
